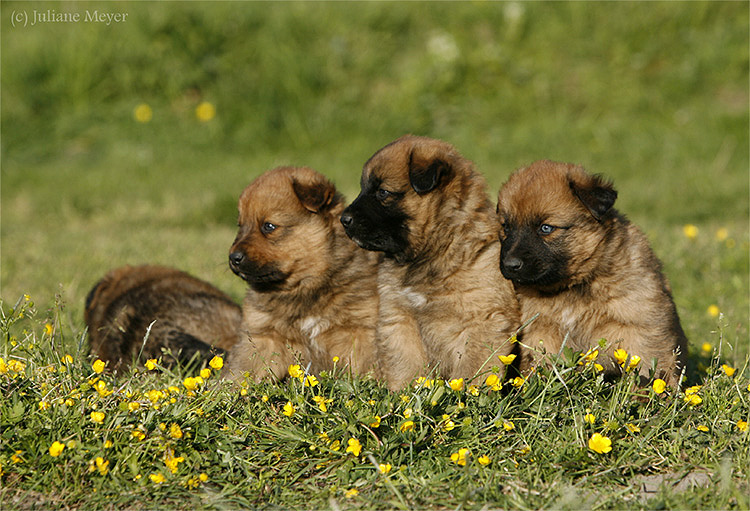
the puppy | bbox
[85,265,242,372]
[226,166,380,381]
[341,135,520,390]
[496,160,688,385]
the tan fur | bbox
[226,166,380,381]
[85,265,242,372]
[349,136,520,390]
[497,160,688,385]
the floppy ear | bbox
[408,149,451,195]
[569,174,617,221]
[292,178,339,213]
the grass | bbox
[1,1,749,508]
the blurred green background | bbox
[1,1,748,359]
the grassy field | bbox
[1,1,748,509]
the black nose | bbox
[340,213,353,228]
[503,256,523,272]
[229,251,245,266]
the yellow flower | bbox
[403,408,413,419]
[128,402,141,413]
[584,413,596,425]
[332,356,340,363]
[400,420,415,432]
[134,103,153,123]
[450,448,469,466]
[502,420,515,431]
[511,376,525,388]
[683,224,698,240]
[288,364,304,380]
[652,379,667,394]
[209,356,224,370]
[443,415,456,432]
[62,354,73,364]
[145,359,157,371]
[701,342,712,354]
[195,101,216,122]
[282,401,295,417]
[304,375,319,387]
[312,395,332,412]
[344,488,359,499]
[104,440,113,448]
[626,355,641,371]
[95,380,112,397]
[707,305,720,318]
[588,433,612,454]
[149,473,165,484]
[593,363,604,372]
[721,364,736,377]
[370,415,381,428]
[169,423,183,439]
[44,323,53,336]
[38,401,50,411]
[11,451,23,464]
[183,377,201,391]
[579,348,599,365]
[684,394,702,406]
[378,463,392,474]
[90,411,105,424]
[147,390,164,403]
[625,423,640,434]
[200,368,211,379]
[468,385,480,396]
[685,385,702,395]
[261,394,269,402]
[346,438,362,456]
[696,425,709,432]
[449,378,464,391]
[163,450,185,474]
[93,457,109,475]
[478,455,491,466]
[49,441,65,457]
[498,354,517,365]
[737,420,748,432]
[92,359,106,374]
[715,227,729,241]
[132,430,146,441]
[199,473,208,482]
[613,349,628,366]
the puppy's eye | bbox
[260,222,277,235]
[539,224,556,235]
[375,188,391,201]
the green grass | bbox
[1,1,749,508]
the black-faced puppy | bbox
[226,166,380,381]
[341,135,520,390]
[496,160,688,385]
[85,265,242,372]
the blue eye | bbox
[539,224,556,235]
[261,222,277,235]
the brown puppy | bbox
[85,265,242,372]
[340,135,520,390]
[496,160,688,385]
[226,166,380,381]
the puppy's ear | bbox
[408,149,451,195]
[569,173,617,220]
[292,177,340,213]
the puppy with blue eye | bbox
[341,135,520,390]
[226,166,381,382]
[496,160,687,386]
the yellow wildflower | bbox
[684,394,702,406]
[685,385,701,395]
[707,305,720,318]
[400,420,415,432]
[625,423,640,434]
[199,368,211,379]
[503,420,515,431]
[593,363,604,372]
[478,455,491,466]
[344,488,359,499]
[209,356,223,370]
[169,423,183,439]
[652,379,667,394]
[737,420,748,432]
[163,450,185,474]
[682,224,698,240]
[449,378,464,391]
[442,414,456,432]
[721,364,736,377]
[131,430,146,441]
[44,323,53,336]
[370,415,381,428]
[90,411,105,424]
[38,401,50,411]
[378,463,392,474]
[183,377,201,391]
[584,413,596,425]
[195,101,216,122]
[282,401,295,417]
[92,359,106,374]
[588,433,612,454]
[511,376,525,388]
[134,103,153,123]
[145,359,157,371]
[498,354,517,365]
[613,349,628,366]
[93,457,109,475]
[149,472,165,484]
[468,385,480,396]
[104,440,113,448]
[579,348,599,365]
[128,402,141,413]
[304,375,319,387]
[715,228,729,241]
[332,356,340,363]
[49,441,65,457]
[450,448,469,466]
[701,342,712,354]
[199,473,208,482]
[312,395,332,412]
[346,438,362,456]
[696,425,709,432]
[147,390,164,403]
[288,364,304,380]
[626,355,641,371]
[11,451,23,463]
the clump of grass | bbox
[1,295,748,510]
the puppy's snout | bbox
[340,212,353,228]
[229,251,246,267]
[503,256,523,272]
